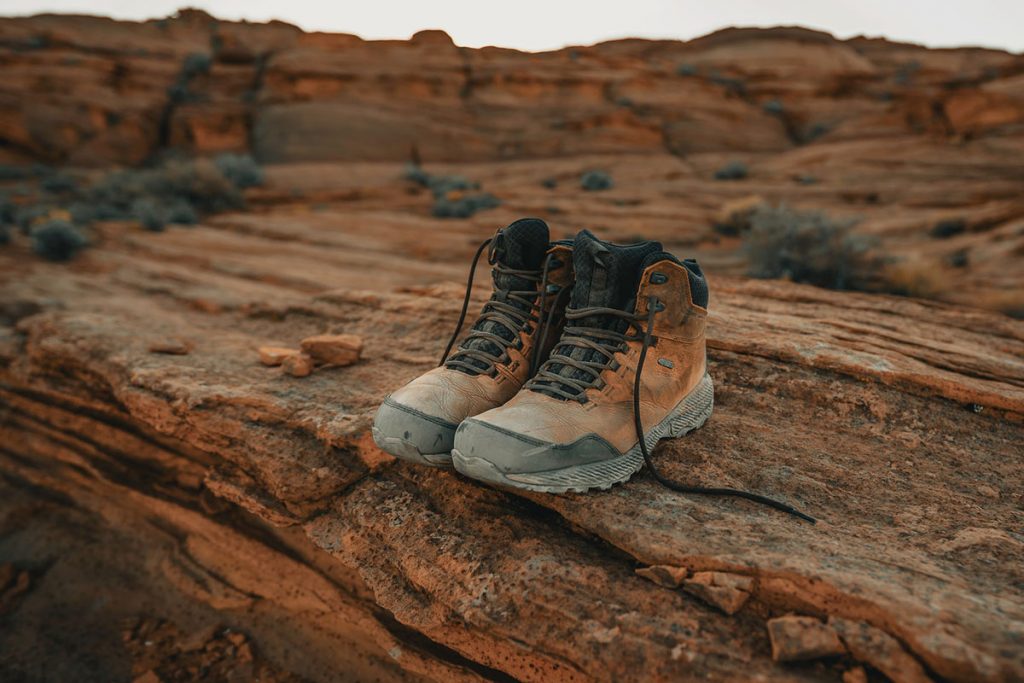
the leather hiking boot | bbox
[372,218,574,467]
[452,228,710,488]
[452,230,814,522]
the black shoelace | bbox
[439,236,563,377]
[529,296,816,523]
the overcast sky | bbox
[5,0,1022,53]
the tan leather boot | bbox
[452,229,708,486]
[373,218,573,466]
[452,230,813,522]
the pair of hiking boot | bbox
[373,218,812,521]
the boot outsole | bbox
[452,373,714,493]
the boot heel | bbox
[663,373,715,440]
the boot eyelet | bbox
[649,272,668,285]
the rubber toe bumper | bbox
[452,417,623,491]
[372,397,458,467]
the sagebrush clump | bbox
[30,220,88,262]
[743,204,874,290]
[714,161,749,181]
[0,153,263,260]
[403,164,501,220]
[580,170,613,191]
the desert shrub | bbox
[79,157,248,226]
[183,52,213,78]
[0,165,33,181]
[0,194,13,223]
[402,162,431,186]
[16,204,55,233]
[580,170,613,191]
[709,71,746,96]
[762,99,784,115]
[41,172,77,193]
[68,202,97,225]
[714,161,748,181]
[166,200,198,225]
[31,220,88,261]
[132,198,166,231]
[930,218,966,239]
[676,63,697,77]
[541,177,558,189]
[402,165,498,218]
[433,193,500,219]
[801,123,830,143]
[214,153,264,188]
[947,249,969,268]
[795,174,819,185]
[743,204,873,290]
[427,175,478,198]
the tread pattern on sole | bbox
[453,373,714,492]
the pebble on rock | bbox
[681,571,753,615]
[259,346,301,367]
[282,353,314,377]
[148,338,193,355]
[300,334,363,366]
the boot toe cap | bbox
[452,418,621,486]
[372,397,458,466]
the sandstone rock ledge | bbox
[0,220,1021,682]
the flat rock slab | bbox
[1,183,1022,682]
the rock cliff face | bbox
[1,11,1023,683]
[2,12,1023,166]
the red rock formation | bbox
[1,12,1023,683]
[2,14,1022,165]
[1,162,1022,680]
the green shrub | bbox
[930,218,966,239]
[31,220,88,261]
[166,200,198,225]
[68,202,97,225]
[427,175,478,198]
[714,161,748,181]
[432,193,500,219]
[132,198,166,231]
[0,165,33,181]
[0,193,13,223]
[743,204,872,290]
[214,153,264,188]
[762,99,784,115]
[676,63,697,77]
[801,123,830,143]
[16,204,54,233]
[183,52,213,78]
[41,172,77,193]
[580,170,613,191]
[541,177,558,189]
[402,162,431,186]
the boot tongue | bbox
[570,229,662,321]
[449,218,550,375]
[535,230,663,397]
[491,217,549,293]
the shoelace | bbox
[529,296,816,523]
[633,296,816,523]
[439,236,564,376]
